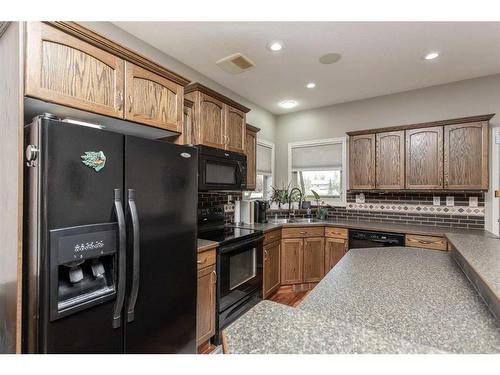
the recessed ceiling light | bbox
[267,41,284,52]
[424,52,439,60]
[306,82,316,89]
[279,100,298,109]
[319,53,342,64]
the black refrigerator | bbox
[23,114,197,354]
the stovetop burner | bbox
[198,226,260,244]
[197,206,262,245]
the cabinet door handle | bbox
[264,249,268,261]
[211,270,217,284]
[129,96,133,113]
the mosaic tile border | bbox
[346,202,485,217]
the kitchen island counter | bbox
[224,247,500,354]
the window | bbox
[288,138,347,206]
[248,140,274,199]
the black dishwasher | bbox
[349,230,405,249]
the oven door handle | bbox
[218,235,264,254]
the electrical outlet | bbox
[433,196,440,206]
[224,204,235,213]
[446,196,454,207]
[356,193,365,204]
[469,196,478,207]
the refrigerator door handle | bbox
[112,188,126,329]
[126,188,140,323]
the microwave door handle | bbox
[126,189,140,323]
[112,189,126,329]
[237,161,244,185]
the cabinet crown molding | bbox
[346,113,495,136]
[185,82,251,113]
[246,123,261,133]
[45,21,191,87]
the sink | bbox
[269,218,324,224]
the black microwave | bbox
[197,145,247,191]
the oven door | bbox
[217,236,263,313]
[198,155,245,191]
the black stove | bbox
[197,206,264,345]
[197,207,262,244]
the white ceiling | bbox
[113,22,500,115]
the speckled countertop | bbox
[197,239,217,253]
[446,232,500,299]
[224,247,500,354]
[233,218,485,237]
[445,232,500,319]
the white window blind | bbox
[291,142,343,171]
[256,143,273,175]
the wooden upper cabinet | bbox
[349,134,375,189]
[198,94,225,148]
[184,83,251,151]
[25,22,125,118]
[124,62,183,132]
[376,131,405,189]
[225,106,246,153]
[405,126,443,189]
[303,237,325,283]
[245,125,259,191]
[444,122,488,190]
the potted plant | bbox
[270,184,289,209]
[311,189,328,220]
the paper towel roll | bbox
[234,200,241,224]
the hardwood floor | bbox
[267,284,316,307]
[197,340,217,354]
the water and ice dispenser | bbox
[49,223,118,320]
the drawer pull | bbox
[417,239,438,245]
[197,259,207,264]
[299,231,307,234]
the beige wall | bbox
[81,22,277,142]
[275,74,500,234]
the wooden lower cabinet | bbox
[303,237,325,282]
[263,241,281,297]
[280,238,303,285]
[325,237,348,273]
[196,264,216,346]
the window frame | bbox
[288,137,347,207]
[246,139,275,200]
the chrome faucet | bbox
[288,187,303,220]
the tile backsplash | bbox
[198,192,242,224]
[327,191,485,229]
[198,191,485,229]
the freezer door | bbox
[29,118,125,353]
[124,136,197,354]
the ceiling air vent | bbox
[216,53,255,74]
